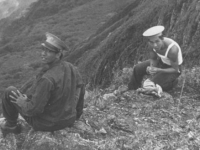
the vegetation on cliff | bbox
[1,0,200,89]
[0,0,132,95]
[68,0,200,87]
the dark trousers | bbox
[2,86,84,131]
[2,86,21,126]
[128,59,181,91]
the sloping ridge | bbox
[67,0,142,63]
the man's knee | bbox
[4,86,18,100]
[134,60,150,74]
[5,86,17,93]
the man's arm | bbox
[25,77,53,116]
[168,45,180,73]
[159,45,180,73]
[149,50,158,67]
[20,77,35,93]
[11,77,53,116]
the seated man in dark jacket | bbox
[1,32,85,137]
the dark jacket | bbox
[20,60,84,131]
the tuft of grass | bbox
[111,67,133,88]
[179,66,200,93]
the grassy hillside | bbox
[67,0,200,88]
[1,1,200,149]
[1,0,200,92]
[0,0,133,96]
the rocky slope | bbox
[0,72,199,150]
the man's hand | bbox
[9,90,27,107]
[147,66,161,75]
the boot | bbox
[1,121,22,138]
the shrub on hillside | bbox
[112,67,133,87]
[0,43,23,56]
[29,61,42,70]
[179,66,200,92]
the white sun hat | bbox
[143,25,165,37]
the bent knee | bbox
[3,86,18,101]
[5,86,18,93]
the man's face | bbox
[41,47,58,64]
[147,35,163,51]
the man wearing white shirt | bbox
[128,25,183,92]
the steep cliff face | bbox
[0,0,37,20]
[67,0,200,87]
[0,0,19,19]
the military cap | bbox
[41,32,68,52]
